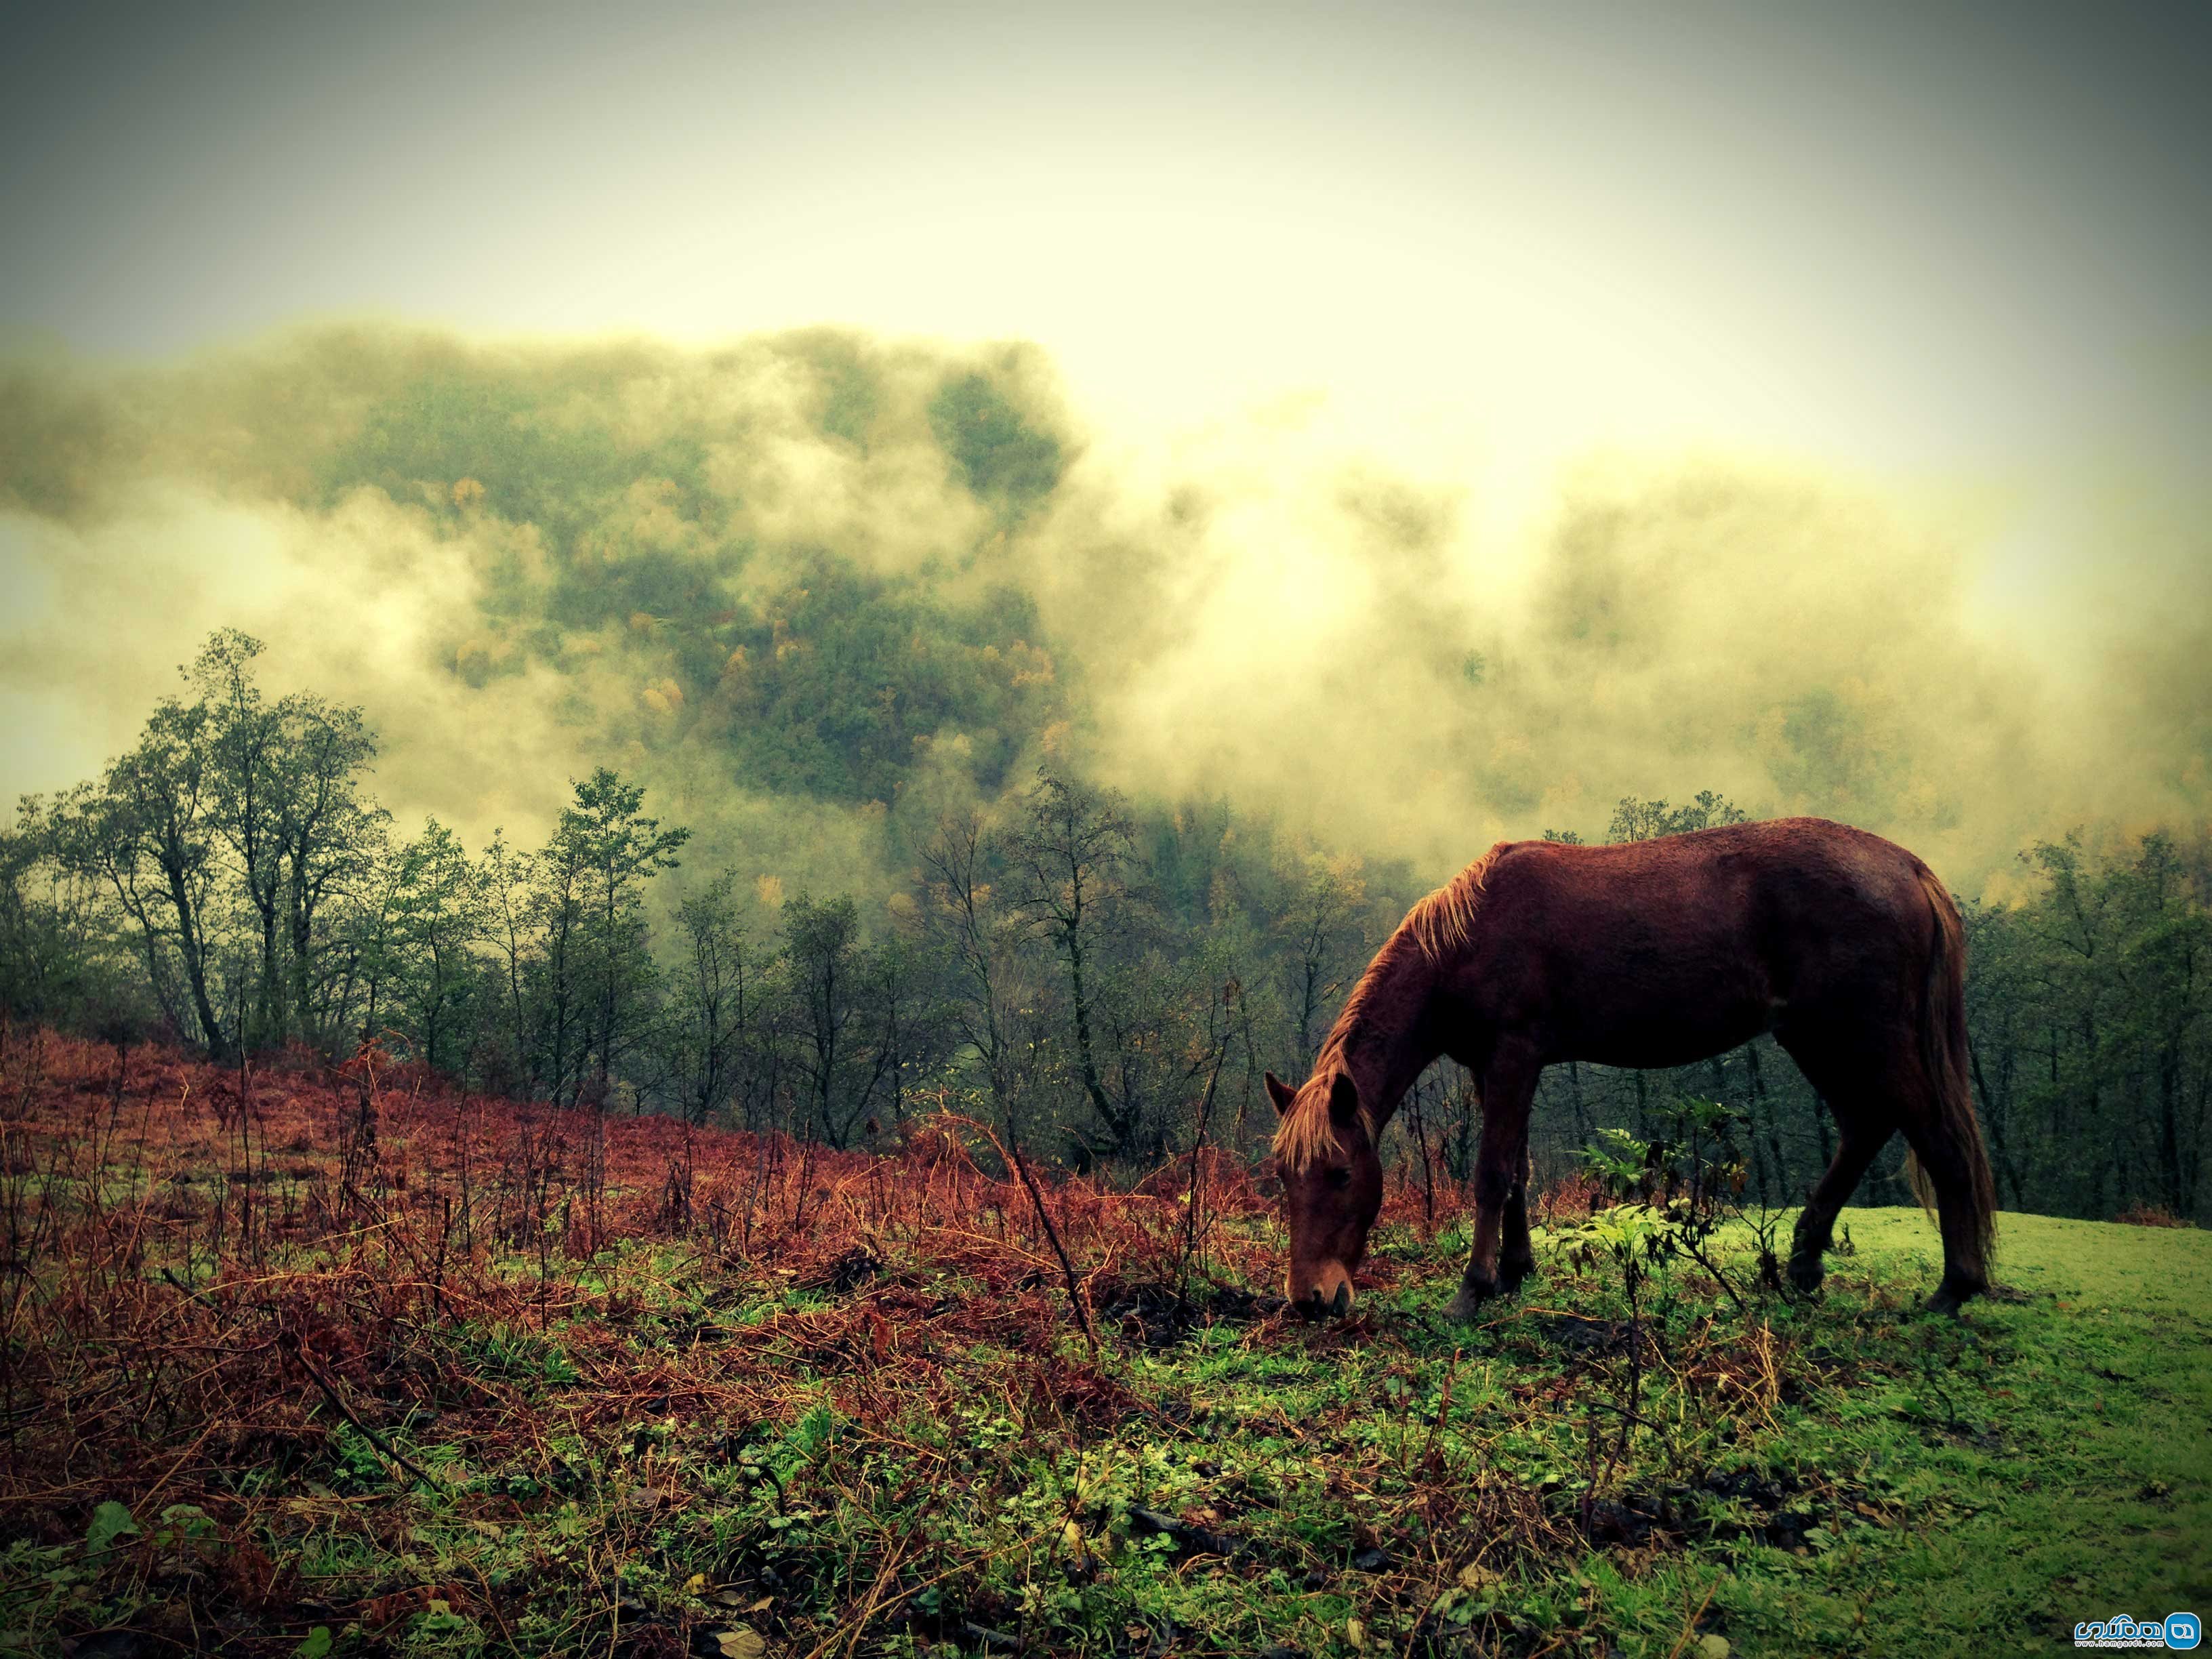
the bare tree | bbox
[1002,769,1139,1151]
[474,830,538,1096]
[665,872,756,1126]
[920,811,1038,1122]
[1276,849,1368,1077]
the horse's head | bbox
[1266,1069,1383,1317]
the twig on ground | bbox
[279,1330,445,1489]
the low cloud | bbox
[2,323,2203,899]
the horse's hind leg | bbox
[1786,1124,1887,1294]
[1786,1034,1990,1309]
[1896,1118,1993,1313]
[1777,1038,1896,1295]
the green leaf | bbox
[298,1628,334,1659]
[85,1500,138,1556]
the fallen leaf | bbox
[1696,1637,1731,1659]
[1059,1518,1092,1571]
[713,1628,766,1659]
[1458,1562,1501,1591]
[1346,1616,1367,1650]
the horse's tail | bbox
[1904,866,1997,1270]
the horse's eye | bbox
[1326,1167,1353,1190]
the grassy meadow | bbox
[0,1033,2206,1658]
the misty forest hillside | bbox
[9,327,2207,875]
[1,327,2208,1225]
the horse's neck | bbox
[1328,940,1445,1128]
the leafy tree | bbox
[868,928,945,1134]
[661,872,759,1126]
[550,767,689,1107]
[386,818,485,1073]
[194,630,289,1047]
[276,691,382,1044]
[780,891,890,1147]
[1971,830,2212,1220]
[0,799,146,1036]
[530,810,594,1107]
[58,700,231,1058]
[1607,790,1748,844]
[927,370,1063,519]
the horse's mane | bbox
[1271,843,1509,1172]
[1404,842,1506,960]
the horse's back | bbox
[1490,817,1925,915]
[1465,817,1942,1063]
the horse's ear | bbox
[1264,1071,1296,1118]
[1328,1071,1362,1130]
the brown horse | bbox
[1265,817,1996,1319]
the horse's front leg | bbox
[1499,1144,1538,1292]
[1450,1045,1538,1321]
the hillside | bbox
[0,1033,2205,1658]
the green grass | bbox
[1685,1208,2212,1656]
[5,1209,2205,1658]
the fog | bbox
[2,324,2205,901]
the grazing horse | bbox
[1265,818,1996,1319]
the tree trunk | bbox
[164,856,229,1062]
[1063,931,1118,1138]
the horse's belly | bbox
[1550,997,1771,1070]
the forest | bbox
[3,624,2204,1227]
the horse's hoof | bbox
[1786,1254,1824,1296]
[1925,1279,1984,1317]
[1499,1258,1538,1296]
[1448,1275,1500,1322]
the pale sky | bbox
[4,1,2205,471]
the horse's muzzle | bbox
[1298,1282,1353,1319]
